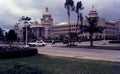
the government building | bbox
[52,7,118,40]
[14,7,119,42]
[30,7,53,40]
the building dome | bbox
[57,22,68,25]
[34,21,39,24]
[89,6,98,17]
[30,20,43,28]
[43,7,51,16]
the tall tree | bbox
[7,30,17,43]
[0,28,4,42]
[5,32,8,42]
[81,16,103,47]
[64,0,75,45]
[75,1,84,44]
[76,1,84,32]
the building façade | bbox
[14,7,119,42]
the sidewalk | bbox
[51,40,120,47]
[39,51,120,62]
[38,41,120,62]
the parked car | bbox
[63,40,69,44]
[28,40,47,47]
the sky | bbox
[0,0,120,30]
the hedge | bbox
[109,40,120,43]
[0,46,38,59]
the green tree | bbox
[64,0,75,45]
[0,28,4,42]
[81,16,103,47]
[7,29,17,43]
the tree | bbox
[7,30,17,43]
[76,1,84,32]
[0,28,4,42]
[74,1,84,45]
[64,0,75,45]
[5,32,8,42]
[81,16,103,47]
[76,1,84,25]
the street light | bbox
[103,26,106,45]
[19,16,31,47]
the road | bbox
[1,42,120,62]
[36,43,120,62]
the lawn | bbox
[0,54,120,74]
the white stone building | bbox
[116,20,120,38]
[30,7,53,40]
[14,7,119,41]
[52,7,118,40]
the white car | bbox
[28,40,47,47]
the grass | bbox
[0,54,120,74]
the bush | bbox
[0,46,38,58]
[109,40,120,43]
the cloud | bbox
[0,0,120,30]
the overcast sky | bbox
[0,0,120,30]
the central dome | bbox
[43,7,51,16]
[89,6,98,17]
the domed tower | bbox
[41,7,53,25]
[41,7,53,39]
[88,6,98,17]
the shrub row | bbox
[109,40,120,43]
[0,46,38,58]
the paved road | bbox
[36,43,120,62]
[1,42,120,62]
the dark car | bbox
[63,40,69,44]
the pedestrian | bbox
[51,39,55,47]
[52,39,55,44]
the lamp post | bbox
[103,26,106,45]
[19,16,31,47]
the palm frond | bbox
[80,25,90,33]
[94,26,104,33]
[65,0,74,10]
[80,16,103,34]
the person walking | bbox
[51,39,55,46]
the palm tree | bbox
[76,1,84,27]
[75,1,84,43]
[81,16,103,47]
[64,0,74,45]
